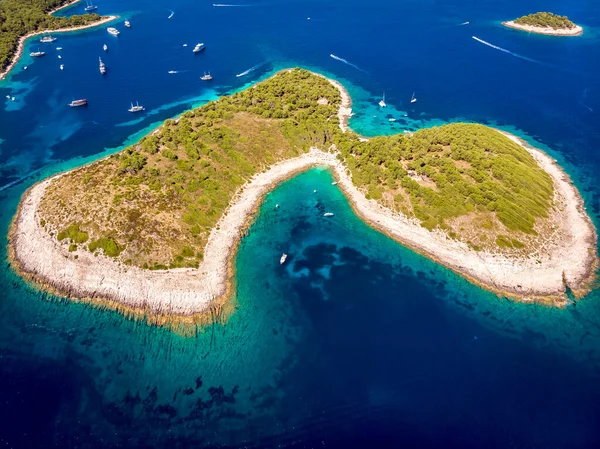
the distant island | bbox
[8,69,597,326]
[0,0,115,81]
[502,12,583,36]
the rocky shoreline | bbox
[502,20,583,36]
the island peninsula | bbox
[502,12,583,36]
[8,69,597,326]
[0,0,116,81]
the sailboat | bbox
[84,0,98,12]
[60,64,64,71]
[200,71,213,81]
[410,92,417,103]
[379,92,386,108]
[103,44,108,51]
[30,47,45,57]
[128,101,145,113]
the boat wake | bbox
[0,166,45,192]
[167,10,175,19]
[236,62,263,77]
[330,54,365,72]
[472,36,540,64]
[213,3,250,6]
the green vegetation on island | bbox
[0,0,103,73]
[513,12,576,30]
[39,69,555,269]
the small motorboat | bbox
[124,20,131,27]
[323,212,334,217]
[280,253,288,265]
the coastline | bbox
[0,1,118,82]
[501,20,583,36]
[7,72,598,327]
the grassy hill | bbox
[38,69,554,269]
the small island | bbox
[8,69,598,326]
[502,12,583,36]
[0,0,115,80]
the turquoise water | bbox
[1,0,600,447]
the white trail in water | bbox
[460,21,470,25]
[167,10,174,19]
[236,62,263,77]
[329,54,366,72]
[0,167,45,192]
[213,3,250,6]
[472,36,541,64]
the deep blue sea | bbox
[1,0,600,448]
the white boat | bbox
[56,47,63,51]
[128,101,145,113]
[11,97,15,101]
[107,27,120,36]
[379,92,386,108]
[58,55,62,59]
[324,212,334,217]
[30,49,45,57]
[280,253,288,265]
[5,95,9,99]
[168,70,177,74]
[84,1,98,12]
[40,35,56,43]
[410,92,417,103]
[200,72,213,81]
[193,43,205,53]
[124,20,131,27]
[331,181,338,185]
[103,44,108,51]
[99,57,106,74]
[389,118,396,122]
[24,66,28,70]
[60,64,64,70]
[183,43,188,47]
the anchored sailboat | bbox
[379,92,386,108]
[410,92,417,103]
[84,0,98,12]
[128,101,145,113]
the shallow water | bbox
[1,0,600,448]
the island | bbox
[8,69,598,327]
[0,0,116,80]
[502,12,583,36]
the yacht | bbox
[99,57,106,74]
[30,49,45,57]
[280,253,288,265]
[331,181,338,185]
[200,72,213,81]
[124,20,131,27]
[323,212,334,217]
[58,55,62,59]
[193,43,205,53]
[56,47,63,50]
[410,92,417,103]
[107,27,120,36]
[168,70,177,74]
[103,44,108,51]
[60,64,64,70]
[128,101,145,113]
[40,35,56,43]
[379,92,386,108]
[69,99,88,107]
[84,1,98,12]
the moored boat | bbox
[40,35,56,43]
[84,1,98,12]
[280,253,288,265]
[30,49,45,57]
[60,64,64,70]
[124,20,131,27]
[107,27,120,36]
[324,212,334,217]
[379,92,386,108]
[99,57,106,74]
[103,44,108,51]
[193,43,205,53]
[69,99,88,107]
[200,72,213,81]
[410,92,417,103]
[128,101,145,113]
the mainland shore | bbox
[502,20,583,36]
[8,73,598,325]
[0,0,117,81]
